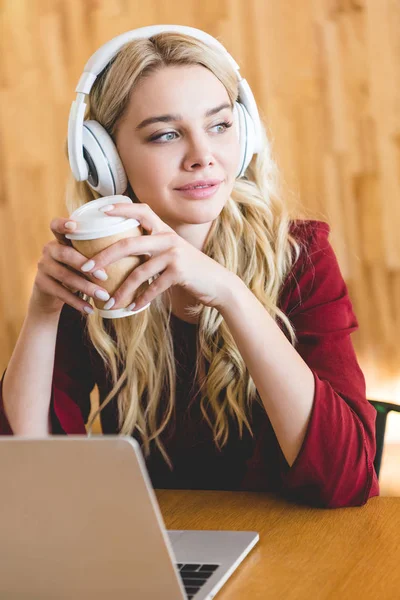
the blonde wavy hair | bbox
[64,32,300,466]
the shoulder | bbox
[289,219,331,252]
[285,219,335,285]
[287,219,335,272]
[279,219,345,314]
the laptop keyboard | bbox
[176,563,220,599]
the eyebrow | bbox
[135,102,232,131]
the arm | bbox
[2,307,61,435]
[219,279,314,468]
[1,303,95,436]
[218,221,378,508]
[1,211,112,435]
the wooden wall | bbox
[1,0,399,408]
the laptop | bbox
[0,436,259,599]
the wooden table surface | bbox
[156,490,400,600]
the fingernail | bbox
[83,306,93,314]
[103,297,115,310]
[99,205,115,212]
[94,290,110,301]
[65,221,76,230]
[126,302,136,311]
[81,259,95,272]
[93,269,108,281]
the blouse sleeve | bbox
[0,304,95,435]
[276,220,379,508]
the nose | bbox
[182,132,215,171]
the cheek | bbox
[126,160,171,203]
[122,148,163,187]
[224,141,241,178]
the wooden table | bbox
[156,490,400,599]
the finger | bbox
[78,232,177,275]
[36,272,94,315]
[43,259,111,302]
[50,217,77,246]
[47,241,108,282]
[99,202,174,235]
[104,252,171,310]
[127,271,173,313]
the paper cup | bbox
[65,196,151,318]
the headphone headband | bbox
[75,25,241,95]
[68,25,263,183]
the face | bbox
[114,65,241,235]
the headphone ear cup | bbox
[82,120,127,196]
[233,102,256,178]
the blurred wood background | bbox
[0,0,399,453]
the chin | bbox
[184,204,225,223]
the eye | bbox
[214,121,233,134]
[149,121,233,143]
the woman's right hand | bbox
[28,217,110,317]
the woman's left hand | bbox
[79,201,238,313]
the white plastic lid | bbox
[65,195,140,240]
[96,301,151,319]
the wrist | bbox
[216,272,247,314]
[27,302,63,325]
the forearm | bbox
[218,275,315,467]
[2,307,61,435]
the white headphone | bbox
[68,24,264,197]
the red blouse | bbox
[0,220,379,508]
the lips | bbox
[176,179,222,190]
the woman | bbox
[0,28,379,508]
